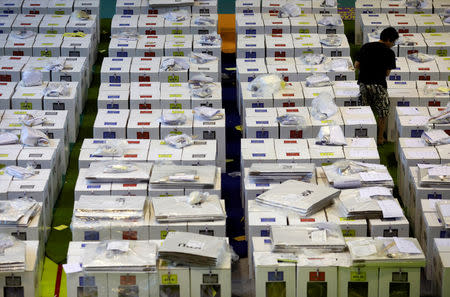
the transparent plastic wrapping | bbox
[322,160,394,189]
[0,234,26,272]
[163,10,190,22]
[317,15,342,26]
[193,16,216,25]
[19,113,46,127]
[305,74,332,87]
[277,114,307,131]
[368,29,383,41]
[247,74,285,97]
[160,58,190,72]
[298,250,352,267]
[85,161,152,182]
[190,52,218,64]
[82,240,157,272]
[418,164,450,187]
[196,34,222,46]
[320,35,342,47]
[346,237,425,265]
[45,58,66,72]
[191,85,213,98]
[164,134,194,149]
[422,84,449,96]
[405,0,427,9]
[278,2,302,18]
[0,198,40,227]
[91,140,128,157]
[160,110,187,125]
[150,164,217,189]
[111,31,139,41]
[10,30,36,39]
[43,82,70,97]
[5,165,35,179]
[310,92,338,120]
[322,0,337,7]
[255,180,340,216]
[248,163,315,183]
[0,132,19,145]
[270,223,347,253]
[72,10,92,21]
[193,106,224,120]
[407,52,435,63]
[428,103,450,124]
[158,232,227,266]
[421,129,450,145]
[189,73,214,85]
[324,59,353,72]
[151,194,226,222]
[299,54,327,65]
[316,125,346,146]
[20,126,49,147]
[20,70,43,87]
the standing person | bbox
[354,27,399,145]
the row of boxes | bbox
[361,13,448,44]
[67,240,231,297]
[236,13,344,35]
[236,57,355,84]
[108,34,221,59]
[98,81,222,110]
[0,0,99,15]
[71,197,226,241]
[367,32,450,57]
[116,0,218,15]
[100,56,220,83]
[74,165,221,201]
[240,136,379,168]
[235,0,338,14]
[92,110,226,170]
[111,13,218,35]
[242,106,377,140]
[253,238,422,297]
[355,0,449,44]
[237,33,350,59]
[432,238,450,297]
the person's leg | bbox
[376,117,387,145]
[373,85,390,145]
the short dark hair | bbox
[380,27,399,43]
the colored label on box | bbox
[350,271,366,281]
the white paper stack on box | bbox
[290,14,318,34]
[325,201,367,237]
[136,35,165,57]
[432,238,450,297]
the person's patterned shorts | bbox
[359,83,390,118]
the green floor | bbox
[43,19,399,266]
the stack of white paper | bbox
[158,232,227,266]
[255,180,340,216]
[150,164,217,189]
[0,236,26,272]
[419,164,450,187]
[436,201,450,229]
[0,198,40,227]
[270,223,346,252]
[82,240,157,272]
[248,163,315,183]
[85,161,153,182]
[152,195,225,222]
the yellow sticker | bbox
[9,124,22,127]
[169,83,181,87]
[160,230,175,239]
[350,271,367,282]
[169,131,182,135]
[20,102,32,110]
[21,93,35,97]
[54,225,68,231]
[169,94,182,98]
[171,110,184,114]
[342,229,356,237]
[13,111,27,114]
[158,154,172,158]
[321,120,333,124]
[42,43,54,46]
[302,43,313,46]
[226,159,234,163]
[235,125,242,131]
[161,274,178,285]
[313,93,319,96]
[0,154,8,157]
[225,67,236,71]
[340,218,355,221]
[234,235,246,241]
[320,152,334,156]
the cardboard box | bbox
[164,16,191,35]
[5,33,35,57]
[74,0,100,15]
[236,13,264,35]
[12,14,43,32]
[116,0,143,15]
[190,252,231,297]
[160,82,191,109]
[414,14,444,34]
[355,0,381,44]
[159,109,193,138]
[136,35,165,57]
[0,0,22,14]
[22,0,48,14]
[307,138,345,166]
[290,14,318,34]
[190,13,218,35]
[340,106,377,138]
[129,82,161,109]
[237,34,265,59]
[435,56,450,81]
[316,14,344,35]
[235,0,260,14]
[111,14,139,35]
[333,80,360,106]
[422,212,449,279]
[130,57,161,82]
[126,109,161,139]
[66,14,98,43]
[189,59,220,82]
[100,57,132,84]
[407,58,440,81]
[159,56,189,83]
[265,34,295,59]
[181,139,217,166]
[241,84,273,109]
[308,106,344,136]
[108,37,137,58]
[47,0,73,15]
[245,116,279,139]
[361,14,389,44]
[97,90,129,109]
[93,109,130,139]
[262,14,290,35]
[277,107,312,139]
[387,88,420,141]
[241,138,276,168]
[292,33,322,56]
[301,83,333,106]
[338,266,379,297]
[273,82,304,107]
[417,81,449,107]
[236,58,267,83]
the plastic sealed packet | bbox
[112,31,139,41]
[20,70,43,87]
[310,92,338,120]
[190,52,218,64]
[20,126,49,147]
[248,74,285,96]
[277,114,307,131]
[324,59,352,72]
[19,113,46,127]
[43,82,70,97]
[160,111,187,125]
[102,161,139,173]
[278,2,302,18]
[320,35,342,47]
[5,165,35,179]
[305,73,332,87]
[164,133,194,149]
[160,58,190,71]
[408,52,435,63]
[91,140,127,157]
[73,10,91,20]
[0,132,19,145]
[299,54,327,65]
[317,15,342,26]
[193,16,215,25]
[321,0,337,7]
[45,58,66,72]
[316,125,346,146]
[405,0,427,9]
[163,10,190,22]
[9,30,35,39]
[193,106,223,120]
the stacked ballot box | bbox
[117,0,218,15]
[97,82,222,110]
[100,56,221,84]
[236,33,350,59]
[67,240,232,297]
[111,13,218,36]
[386,80,449,142]
[0,0,100,15]
[236,0,338,15]
[92,109,226,170]
[235,13,343,35]
[242,106,377,140]
[432,238,450,297]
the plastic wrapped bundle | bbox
[164,133,194,149]
[299,54,327,65]
[317,15,342,26]
[305,74,332,87]
[160,58,190,71]
[160,110,187,125]
[0,132,19,145]
[418,164,450,187]
[193,106,223,120]
[407,52,435,63]
[428,103,450,125]
[278,2,302,18]
[316,125,346,146]
[248,74,285,96]
[20,126,49,147]
[310,92,338,120]
[421,129,450,145]
[248,163,315,183]
[320,35,342,47]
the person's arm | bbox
[386,69,391,76]
[354,61,360,69]
[386,50,396,77]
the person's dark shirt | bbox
[356,42,396,88]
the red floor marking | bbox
[54,264,63,297]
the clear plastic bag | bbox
[19,113,46,127]
[45,58,66,72]
[316,125,346,146]
[305,73,332,87]
[189,73,214,85]
[193,106,224,120]
[320,35,342,47]
[310,92,338,120]
[163,10,190,22]
[102,161,139,173]
[317,15,342,26]
[277,114,306,131]
[324,59,352,72]
[9,30,35,39]
[20,70,43,87]
[5,165,35,179]
[160,58,190,71]
[191,86,213,98]
[0,132,19,145]
[408,52,435,63]
[193,16,215,25]
[190,52,217,64]
[299,54,327,65]
[112,31,139,41]
[405,0,427,8]
[160,111,187,125]
[421,129,450,145]
[248,74,285,96]
[91,140,127,157]
[164,133,194,149]
[321,0,337,7]
[72,10,91,20]
[43,82,70,97]
[278,2,302,18]
[197,34,222,46]
[20,126,49,147]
